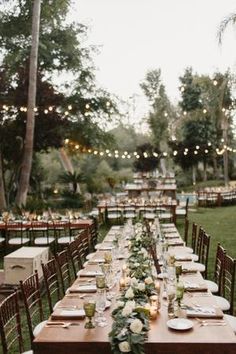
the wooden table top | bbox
[33,225,236,354]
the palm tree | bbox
[217,13,236,44]
[59,171,85,195]
[15,0,41,206]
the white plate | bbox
[167,318,193,331]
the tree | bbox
[218,13,236,44]
[15,0,41,205]
[0,0,118,207]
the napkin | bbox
[98,245,113,251]
[182,268,198,274]
[183,281,208,292]
[51,309,85,320]
[69,284,97,293]
[88,258,105,264]
[168,241,184,247]
[175,255,192,261]
[80,271,103,277]
[186,306,223,319]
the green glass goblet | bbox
[83,299,96,329]
[176,281,184,309]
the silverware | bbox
[196,318,226,326]
[46,322,80,328]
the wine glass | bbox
[83,299,96,329]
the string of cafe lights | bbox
[0,101,112,116]
[64,139,236,160]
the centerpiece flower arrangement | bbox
[109,222,159,354]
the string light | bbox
[64,139,236,160]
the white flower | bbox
[138,283,146,292]
[125,300,136,310]
[145,276,153,285]
[136,235,141,241]
[134,262,140,267]
[130,318,143,334]
[122,305,133,316]
[130,277,138,287]
[116,300,125,308]
[118,341,131,353]
[141,247,148,255]
[125,287,134,299]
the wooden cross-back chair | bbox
[41,257,62,313]
[195,226,204,257]
[214,243,226,293]
[20,270,45,345]
[205,243,226,294]
[184,218,189,245]
[55,249,72,294]
[191,222,198,253]
[0,291,32,354]
[222,253,236,315]
[67,237,83,278]
[199,231,211,278]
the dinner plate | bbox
[167,318,193,331]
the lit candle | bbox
[119,277,126,290]
[149,306,158,320]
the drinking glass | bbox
[176,281,184,308]
[95,288,107,327]
[167,284,176,319]
[83,299,96,329]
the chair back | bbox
[67,237,83,278]
[214,243,226,294]
[199,231,211,278]
[20,271,44,344]
[191,222,198,252]
[184,218,189,245]
[42,258,61,313]
[222,253,236,315]
[55,249,72,294]
[195,226,204,257]
[0,292,24,354]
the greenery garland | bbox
[109,222,159,354]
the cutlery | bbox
[46,322,80,328]
[196,318,226,326]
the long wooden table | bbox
[33,225,236,354]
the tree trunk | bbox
[58,148,74,173]
[15,0,41,206]
[203,160,207,182]
[58,148,81,193]
[192,165,196,185]
[0,152,7,210]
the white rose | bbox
[116,300,125,308]
[125,300,136,310]
[125,287,134,299]
[118,341,131,353]
[130,277,138,287]
[145,276,153,285]
[138,283,146,292]
[130,318,143,334]
[122,305,133,316]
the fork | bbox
[46,322,80,328]
[196,318,226,326]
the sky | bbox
[72,0,236,123]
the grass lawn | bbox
[178,205,236,279]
